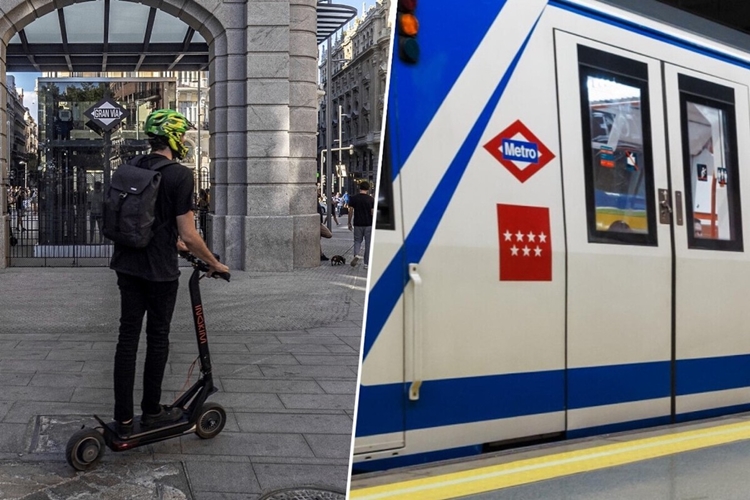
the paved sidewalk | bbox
[0,222,366,499]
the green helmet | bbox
[144,109,192,160]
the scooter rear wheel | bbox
[196,402,226,439]
[66,429,106,471]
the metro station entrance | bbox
[8,78,175,266]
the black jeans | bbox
[114,272,179,422]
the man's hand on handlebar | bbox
[207,261,230,279]
[179,250,231,281]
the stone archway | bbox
[0,0,320,271]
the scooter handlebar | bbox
[179,251,231,282]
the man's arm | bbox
[176,212,230,275]
[348,205,355,230]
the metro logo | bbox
[484,120,555,183]
[502,139,539,163]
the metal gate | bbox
[8,78,210,267]
[9,146,113,266]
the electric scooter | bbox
[65,252,231,471]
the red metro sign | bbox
[483,120,555,183]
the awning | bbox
[317,1,357,44]
[5,0,358,72]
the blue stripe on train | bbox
[363,14,543,360]
[676,354,750,395]
[389,0,509,180]
[355,370,564,437]
[356,355,750,437]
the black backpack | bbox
[102,155,177,248]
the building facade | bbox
[5,75,36,188]
[318,0,391,196]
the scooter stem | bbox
[189,267,213,378]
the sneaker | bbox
[141,405,183,428]
[115,420,133,437]
[321,254,329,261]
[350,256,360,267]
[364,264,368,270]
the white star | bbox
[515,231,524,242]
[539,232,547,243]
[503,230,512,242]
[510,245,519,256]
[527,231,536,243]
[522,246,531,257]
[534,246,542,257]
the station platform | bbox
[349,413,750,499]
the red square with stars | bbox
[497,204,552,281]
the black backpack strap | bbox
[149,157,178,171]
[125,155,176,171]
[126,154,146,167]
[148,157,180,237]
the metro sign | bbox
[84,97,130,132]
[483,120,555,183]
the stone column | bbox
[208,0,319,271]
[289,0,319,268]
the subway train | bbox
[352,0,750,472]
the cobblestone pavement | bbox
[0,222,366,499]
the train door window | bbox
[376,122,395,230]
[678,74,743,251]
[578,45,658,245]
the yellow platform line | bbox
[350,420,750,500]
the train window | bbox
[375,122,395,230]
[678,75,743,251]
[578,46,658,246]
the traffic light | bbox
[397,0,419,64]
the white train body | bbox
[353,0,750,471]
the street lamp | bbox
[337,105,350,192]
[323,49,352,228]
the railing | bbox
[7,205,207,267]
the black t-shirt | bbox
[110,154,194,282]
[349,193,374,227]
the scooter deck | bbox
[95,414,195,445]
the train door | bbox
[556,30,750,432]
[556,33,674,433]
[354,127,407,455]
[662,65,750,419]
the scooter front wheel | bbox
[196,402,226,439]
[66,428,106,471]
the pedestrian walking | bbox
[109,109,229,436]
[89,181,104,243]
[197,189,209,238]
[15,188,26,232]
[330,193,340,226]
[347,181,374,270]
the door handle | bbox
[407,263,422,401]
[658,188,672,224]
